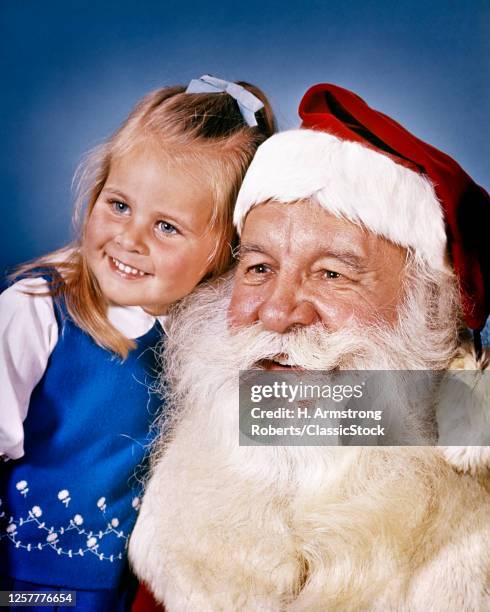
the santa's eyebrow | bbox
[316,248,366,272]
[233,243,269,259]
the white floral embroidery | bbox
[57,490,71,507]
[0,487,139,563]
[16,480,29,496]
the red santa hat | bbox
[234,84,489,332]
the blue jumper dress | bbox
[0,286,164,609]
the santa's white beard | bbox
[157,269,459,448]
[129,270,490,611]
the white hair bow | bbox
[185,74,264,127]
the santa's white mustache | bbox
[223,321,382,371]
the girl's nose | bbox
[116,223,148,255]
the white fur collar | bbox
[440,343,490,474]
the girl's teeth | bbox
[112,257,145,276]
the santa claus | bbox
[129,84,490,611]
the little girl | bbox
[0,75,275,610]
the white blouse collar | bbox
[107,304,168,339]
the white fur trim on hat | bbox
[234,129,448,270]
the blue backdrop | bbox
[1,0,488,338]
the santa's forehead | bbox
[240,199,403,263]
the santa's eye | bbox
[323,270,341,279]
[247,263,271,274]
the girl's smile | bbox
[84,143,218,315]
[108,255,149,278]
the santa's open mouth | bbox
[256,354,302,371]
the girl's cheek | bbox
[84,209,111,250]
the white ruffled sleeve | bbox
[0,278,58,459]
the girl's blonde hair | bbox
[14,82,276,358]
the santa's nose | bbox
[257,276,319,333]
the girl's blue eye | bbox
[111,200,130,214]
[157,221,178,235]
